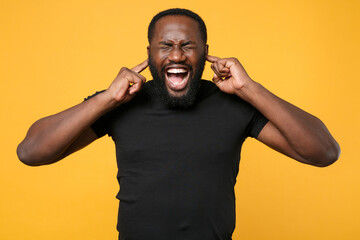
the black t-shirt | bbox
[88,80,268,240]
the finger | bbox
[125,72,145,84]
[216,63,230,73]
[127,76,144,94]
[131,59,148,73]
[133,72,147,83]
[212,73,221,85]
[215,59,231,71]
[211,62,229,78]
[128,83,141,94]
[211,64,222,77]
[206,55,220,63]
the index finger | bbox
[206,55,220,63]
[131,59,148,73]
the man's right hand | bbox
[105,59,148,107]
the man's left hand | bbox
[206,55,254,97]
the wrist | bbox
[94,90,121,112]
[234,78,260,102]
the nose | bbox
[168,46,186,62]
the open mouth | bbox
[165,66,190,92]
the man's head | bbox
[147,8,208,108]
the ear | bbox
[205,44,209,56]
[147,46,150,57]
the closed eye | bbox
[159,42,173,50]
[181,41,197,49]
[158,41,197,50]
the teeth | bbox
[170,78,186,86]
[167,68,187,74]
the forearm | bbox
[17,60,148,166]
[17,91,115,166]
[206,55,340,166]
[238,80,340,165]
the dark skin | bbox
[17,15,340,167]
[147,15,208,98]
[16,61,148,166]
[207,54,340,166]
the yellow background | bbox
[1,0,359,239]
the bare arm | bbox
[207,55,340,167]
[250,83,340,166]
[17,60,148,166]
[17,95,109,166]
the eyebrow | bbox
[159,41,172,46]
[158,41,197,45]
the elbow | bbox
[17,142,61,167]
[17,143,42,167]
[312,142,341,168]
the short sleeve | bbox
[84,90,110,138]
[247,110,269,138]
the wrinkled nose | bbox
[168,47,186,62]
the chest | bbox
[108,101,250,166]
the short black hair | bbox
[148,8,207,44]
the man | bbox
[17,8,340,240]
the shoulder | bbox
[197,80,247,107]
[198,80,218,95]
[198,80,265,119]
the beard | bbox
[148,54,206,109]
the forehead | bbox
[152,15,201,43]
